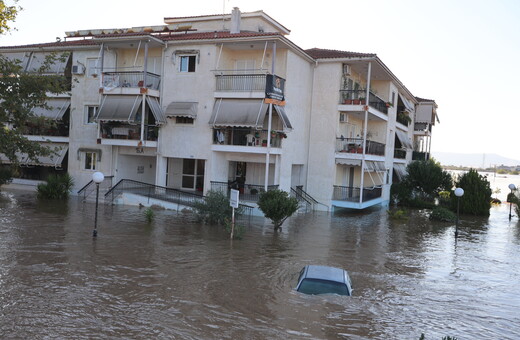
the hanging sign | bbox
[265,74,286,106]
[230,189,239,209]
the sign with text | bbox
[230,189,239,208]
[265,74,285,104]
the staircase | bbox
[291,186,328,212]
[77,176,114,203]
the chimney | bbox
[230,7,241,34]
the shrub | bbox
[37,173,74,199]
[257,189,299,231]
[144,207,154,223]
[388,208,408,220]
[193,190,239,225]
[0,167,13,188]
[451,169,491,216]
[429,206,456,222]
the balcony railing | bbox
[210,181,279,202]
[100,122,158,141]
[213,128,284,148]
[102,71,161,90]
[24,122,69,137]
[414,122,432,132]
[397,111,411,126]
[394,149,407,159]
[336,137,385,156]
[215,73,267,92]
[333,185,382,202]
[412,151,430,161]
[339,89,388,114]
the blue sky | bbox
[2,0,519,161]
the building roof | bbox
[160,30,282,42]
[415,96,437,103]
[0,39,97,50]
[304,48,376,59]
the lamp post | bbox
[508,183,516,221]
[92,171,104,237]
[454,187,464,238]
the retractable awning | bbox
[273,105,292,130]
[1,52,31,69]
[31,98,70,120]
[209,99,266,128]
[399,94,415,113]
[365,161,386,172]
[395,129,413,149]
[96,95,142,122]
[336,158,361,166]
[26,52,71,74]
[393,163,408,180]
[0,143,68,168]
[165,102,198,119]
[145,96,166,124]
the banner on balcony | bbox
[265,74,286,106]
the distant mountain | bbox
[432,152,520,168]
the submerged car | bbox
[296,265,353,296]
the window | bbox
[179,55,196,72]
[84,152,97,170]
[181,159,204,190]
[175,117,194,124]
[85,105,98,124]
[87,58,100,77]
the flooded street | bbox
[1,189,519,339]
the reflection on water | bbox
[1,189,519,339]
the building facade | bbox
[0,8,438,211]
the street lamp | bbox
[92,171,104,237]
[454,187,464,238]
[508,183,516,221]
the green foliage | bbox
[392,160,452,208]
[37,173,74,199]
[193,190,239,225]
[429,206,457,222]
[451,169,491,216]
[257,189,299,231]
[0,0,19,34]
[0,166,12,187]
[0,52,70,165]
[224,219,245,240]
[388,208,408,220]
[144,207,154,223]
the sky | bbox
[2,0,520,161]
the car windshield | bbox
[298,278,350,296]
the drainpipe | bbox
[264,41,276,191]
[99,43,105,88]
[359,62,371,204]
[140,41,149,144]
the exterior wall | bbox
[166,15,285,34]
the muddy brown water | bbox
[1,189,519,339]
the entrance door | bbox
[182,159,205,191]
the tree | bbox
[391,159,452,207]
[451,169,491,216]
[0,0,20,34]
[257,189,299,231]
[193,190,238,225]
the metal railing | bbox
[104,179,253,222]
[412,151,430,161]
[102,71,161,90]
[215,73,267,92]
[394,149,407,159]
[336,137,385,156]
[332,185,382,202]
[210,181,279,202]
[291,185,328,212]
[100,123,158,141]
[213,128,284,148]
[339,89,388,114]
[77,176,114,200]
[24,122,69,137]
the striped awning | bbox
[365,161,386,172]
[393,163,408,180]
[0,143,68,168]
[96,95,142,122]
[165,102,198,119]
[209,99,292,129]
[336,158,361,166]
[395,129,413,149]
[31,98,70,120]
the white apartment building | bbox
[0,8,438,212]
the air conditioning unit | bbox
[72,64,84,75]
[343,64,351,76]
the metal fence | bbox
[339,89,388,114]
[336,137,385,156]
[210,181,279,202]
[102,71,161,90]
[333,185,382,202]
[215,74,267,92]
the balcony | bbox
[24,121,69,138]
[394,149,407,159]
[215,73,267,92]
[397,111,412,126]
[332,185,382,202]
[412,151,430,161]
[336,137,385,156]
[101,71,161,91]
[211,181,279,202]
[100,122,158,141]
[339,90,388,114]
[213,128,285,148]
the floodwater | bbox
[1,189,519,339]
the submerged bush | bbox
[388,208,408,220]
[37,174,74,199]
[194,190,240,225]
[451,169,491,216]
[257,189,299,231]
[429,206,456,222]
[0,167,13,188]
[144,207,154,223]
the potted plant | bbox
[250,188,259,195]
[262,139,267,147]
[359,97,366,105]
[386,101,393,108]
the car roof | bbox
[304,265,346,283]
